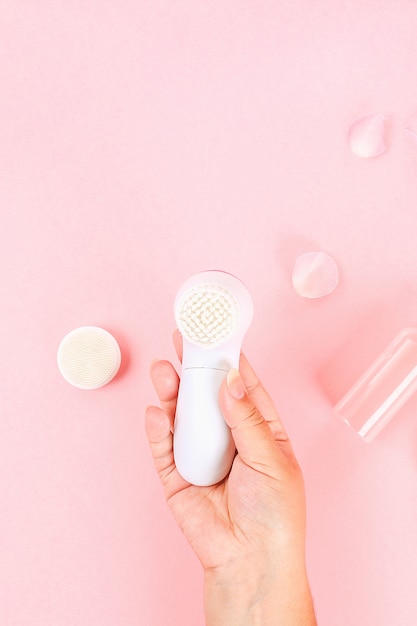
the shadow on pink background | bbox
[1,2,417,624]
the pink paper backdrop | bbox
[1,2,417,624]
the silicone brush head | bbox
[176,282,240,348]
[174,270,253,351]
[57,326,121,389]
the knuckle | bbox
[234,404,264,430]
[244,374,260,394]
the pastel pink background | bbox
[1,1,417,624]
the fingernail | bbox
[227,368,246,400]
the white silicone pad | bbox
[176,282,240,348]
[57,326,121,389]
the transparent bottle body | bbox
[334,328,417,441]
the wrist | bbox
[203,551,316,626]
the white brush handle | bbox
[174,367,235,486]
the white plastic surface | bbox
[173,271,253,486]
[174,368,235,486]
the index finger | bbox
[239,352,290,445]
[150,359,180,426]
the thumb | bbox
[219,368,285,476]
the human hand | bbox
[145,330,316,625]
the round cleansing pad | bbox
[57,326,121,389]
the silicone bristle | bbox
[177,283,240,347]
[57,327,121,389]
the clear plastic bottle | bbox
[334,328,417,441]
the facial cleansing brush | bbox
[173,270,254,486]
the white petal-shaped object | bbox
[292,251,339,299]
[348,113,388,158]
[405,127,417,147]
[405,113,417,142]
